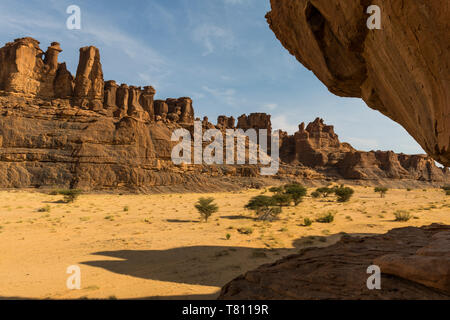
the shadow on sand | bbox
[80,232,372,288]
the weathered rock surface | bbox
[0,37,448,191]
[219,224,450,299]
[266,0,450,166]
[280,117,449,182]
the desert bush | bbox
[374,187,389,198]
[303,218,313,227]
[442,185,450,195]
[245,195,281,221]
[334,187,354,202]
[245,195,275,212]
[226,233,231,240]
[57,189,82,203]
[394,210,412,222]
[311,191,320,199]
[284,184,307,206]
[237,227,253,235]
[316,187,334,198]
[38,205,51,213]
[316,212,335,223]
[195,197,219,222]
[269,187,284,194]
[272,193,292,207]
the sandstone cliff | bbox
[266,0,450,166]
[0,37,448,192]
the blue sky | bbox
[0,0,425,155]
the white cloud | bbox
[272,115,299,134]
[202,85,238,106]
[263,103,278,111]
[192,24,235,56]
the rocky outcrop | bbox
[237,113,272,132]
[0,37,71,99]
[280,117,449,182]
[266,0,450,167]
[73,46,104,110]
[0,37,448,191]
[219,224,450,299]
[217,116,236,129]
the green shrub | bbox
[269,187,284,194]
[442,185,450,195]
[374,187,389,198]
[237,227,253,235]
[303,218,313,227]
[272,193,292,207]
[38,205,51,213]
[57,189,82,203]
[284,184,307,206]
[316,187,334,198]
[311,191,320,199]
[123,206,129,212]
[195,197,219,222]
[226,233,231,240]
[316,212,335,223]
[245,195,281,221]
[394,210,412,222]
[334,187,354,202]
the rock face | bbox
[0,37,70,98]
[0,37,448,191]
[266,0,450,166]
[73,46,104,110]
[219,224,450,299]
[280,117,449,182]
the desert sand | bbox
[0,186,449,300]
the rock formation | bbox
[280,117,449,182]
[237,113,272,132]
[0,37,448,191]
[266,0,450,166]
[219,224,450,299]
[73,46,104,110]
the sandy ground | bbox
[0,186,449,300]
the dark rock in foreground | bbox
[219,224,450,299]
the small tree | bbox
[269,187,284,194]
[374,187,389,198]
[245,195,281,221]
[284,184,307,206]
[334,187,354,202]
[195,197,219,222]
[272,193,292,207]
[58,189,82,203]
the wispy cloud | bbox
[192,24,235,56]
[272,114,299,134]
